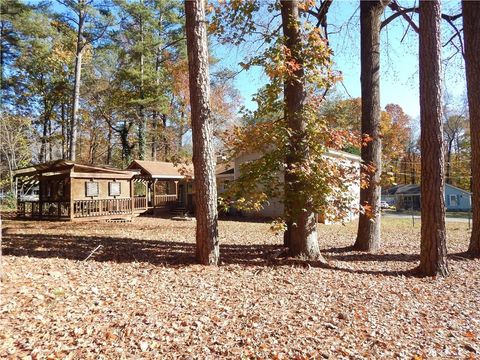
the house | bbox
[13,159,195,221]
[127,160,194,214]
[381,183,472,211]
[14,160,137,221]
[218,149,361,222]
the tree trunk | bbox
[178,110,185,149]
[445,139,453,184]
[120,122,132,166]
[280,0,321,260]
[162,113,169,159]
[40,121,47,163]
[354,0,388,252]
[418,0,448,277]
[463,0,480,257]
[138,11,146,160]
[61,102,66,159]
[48,116,52,161]
[185,0,219,265]
[69,10,84,161]
[106,125,113,165]
[0,20,4,90]
[151,112,158,160]
[151,12,164,161]
[411,152,417,183]
[40,99,50,163]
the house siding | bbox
[233,150,360,222]
[444,185,471,211]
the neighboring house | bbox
[381,183,472,211]
[218,149,361,222]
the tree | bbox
[57,0,112,161]
[463,0,480,257]
[8,7,74,163]
[0,0,31,92]
[185,0,219,265]
[280,0,321,259]
[211,1,357,259]
[113,0,185,161]
[382,104,411,185]
[418,0,448,277]
[320,99,411,169]
[0,115,31,192]
[354,0,389,252]
[69,0,85,161]
[443,114,467,185]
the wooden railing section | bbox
[18,201,70,219]
[18,195,179,219]
[73,199,132,218]
[154,194,178,207]
[134,196,147,210]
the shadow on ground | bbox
[2,230,287,267]
[2,228,468,276]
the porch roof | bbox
[128,160,194,180]
[14,160,135,180]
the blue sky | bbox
[211,0,466,122]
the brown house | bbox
[14,160,196,221]
[14,160,137,221]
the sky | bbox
[211,0,466,122]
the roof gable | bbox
[445,183,472,195]
[128,160,193,179]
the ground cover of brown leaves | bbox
[1,215,479,359]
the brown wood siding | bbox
[72,178,131,200]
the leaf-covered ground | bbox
[1,215,479,359]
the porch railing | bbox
[17,195,178,219]
[17,201,70,219]
[134,196,147,210]
[153,194,178,207]
[73,198,132,218]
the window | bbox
[109,182,121,196]
[85,181,99,197]
[449,194,458,207]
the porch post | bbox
[39,173,43,218]
[152,179,157,208]
[145,182,149,207]
[15,177,18,208]
[69,170,74,220]
[130,178,134,215]
[185,182,189,209]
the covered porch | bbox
[127,160,194,215]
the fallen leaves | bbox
[0,217,479,358]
